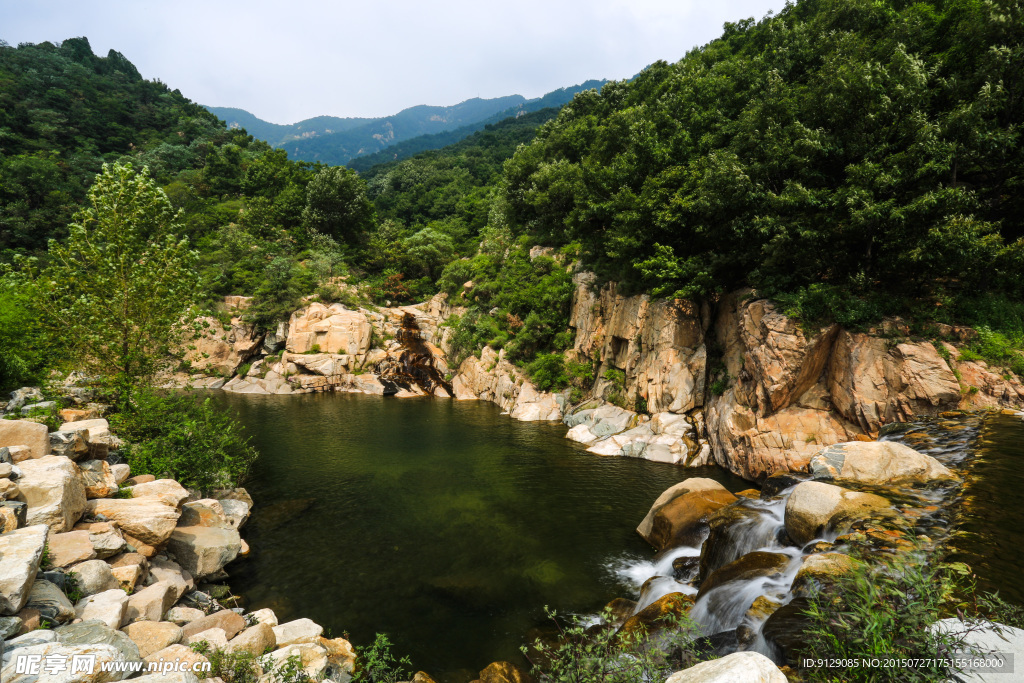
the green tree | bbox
[301,166,374,244]
[28,163,198,402]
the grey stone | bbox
[25,579,75,624]
[56,618,141,661]
[70,559,120,596]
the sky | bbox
[1,0,789,124]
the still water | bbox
[215,392,747,679]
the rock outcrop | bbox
[452,346,563,421]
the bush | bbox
[529,354,568,391]
[111,391,258,492]
[190,642,307,683]
[352,633,412,683]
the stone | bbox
[185,315,263,376]
[810,440,959,486]
[7,387,43,412]
[71,559,120,596]
[181,609,246,640]
[227,622,276,655]
[477,661,534,683]
[166,605,205,626]
[0,641,138,683]
[74,521,126,559]
[212,487,254,507]
[5,445,32,464]
[125,581,176,622]
[273,617,323,646]
[122,532,159,558]
[184,626,229,649]
[15,456,88,532]
[85,498,181,546]
[59,418,110,443]
[48,430,90,460]
[265,642,329,679]
[664,651,787,683]
[127,474,156,485]
[56,619,140,661]
[0,479,17,502]
[784,481,891,545]
[179,499,230,528]
[320,636,357,674]
[47,530,97,567]
[287,303,372,356]
[636,479,738,551]
[15,608,41,633]
[134,673,199,683]
[166,526,241,579]
[0,419,49,460]
[791,552,860,597]
[143,643,210,672]
[250,607,278,626]
[75,588,129,629]
[0,615,21,639]
[619,592,694,637]
[0,524,47,615]
[148,557,194,602]
[110,463,131,484]
[129,479,190,507]
[111,565,143,592]
[931,618,1024,683]
[123,620,184,658]
[696,552,793,599]
[218,499,251,530]
[25,579,75,624]
[0,500,27,532]
[79,459,119,498]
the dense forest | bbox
[2,0,1024,391]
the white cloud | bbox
[0,0,787,123]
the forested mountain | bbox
[203,107,373,147]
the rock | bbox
[250,607,278,626]
[110,565,143,592]
[123,620,183,658]
[185,315,263,376]
[121,532,158,558]
[784,481,891,545]
[15,456,88,532]
[7,387,43,412]
[166,526,241,578]
[761,597,811,658]
[287,303,372,356]
[791,552,860,597]
[0,641,137,683]
[47,530,97,567]
[127,475,155,486]
[0,615,21,639]
[25,579,75,624]
[125,581,175,623]
[184,626,229,649]
[265,642,329,679]
[809,441,959,486]
[619,592,694,637]
[79,460,119,498]
[5,445,32,464]
[0,419,49,460]
[0,500,28,532]
[0,524,47,615]
[110,464,131,484]
[664,651,787,682]
[320,636,357,675]
[181,609,246,640]
[637,479,738,551]
[179,499,230,528]
[273,618,323,647]
[931,618,1024,683]
[134,673,199,683]
[74,588,129,630]
[218,499,250,530]
[56,619,140,661]
[73,521,126,559]
[477,661,534,683]
[128,479,189,507]
[59,418,109,440]
[85,498,181,546]
[71,559,120,596]
[148,557,194,602]
[0,478,17,501]
[696,552,793,599]
[143,643,210,672]
[15,608,41,633]
[48,430,90,460]
[165,605,205,626]
[227,622,276,655]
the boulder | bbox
[165,526,241,578]
[148,557,194,602]
[4,445,32,464]
[110,565,143,592]
[785,481,890,545]
[123,620,183,658]
[179,499,230,528]
[74,521,126,559]
[15,456,87,532]
[165,605,204,626]
[476,661,534,683]
[932,618,1024,683]
[0,478,18,501]
[125,581,175,622]
[320,636,357,675]
[0,641,137,683]
[226,622,276,655]
[664,651,787,683]
[184,625,228,649]
[0,500,27,533]
[128,479,189,507]
[250,607,278,626]
[85,498,181,546]
[273,618,323,646]
[48,430,90,460]
[142,643,210,671]
[696,552,793,599]
[25,579,75,624]
[0,419,49,460]
[121,532,158,558]
[74,588,129,629]
[133,673,199,683]
[637,479,738,551]
[79,460,119,498]
[71,559,120,596]
[791,552,860,597]
[218,499,250,530]
[287,303,372,356]
[0,524,47,614]
[810,440,959,486]
[265,642,330,679]
[181,609,246,640]
[55,619,140,661]
[619,592,694,637]
[47,530,97,567]
[59,418,110,444]
[110,464,131,484]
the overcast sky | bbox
[2,0,788,124]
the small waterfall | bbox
[376,312,453,396]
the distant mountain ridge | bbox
[205,80,605,167]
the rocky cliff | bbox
[171,273,1024,483]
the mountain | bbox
[205,81,605,168]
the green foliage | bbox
[111,391,258,492]
[963,327,1024,377]
[603,368,628,408]
[352,633,412,683]
[302,166,374,245]
[61,572,83,604]
[190,642,309,683]
[23,163,198,402]
[528,354,568,391]
[524,607,705,683]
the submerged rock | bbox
[697,551,792,600]
[619,592,694,637]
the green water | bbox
[215,393,747,680]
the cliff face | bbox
[174,276,1024,482]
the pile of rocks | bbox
[0,407,357,682]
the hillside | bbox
[203,106,373,147]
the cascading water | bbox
[376,312,453,396]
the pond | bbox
[214,393,748,680]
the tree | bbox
[28,163,198,402]
[301,166,374,244]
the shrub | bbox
[529,354,568,391]
[111,391,258,492]
[190,642,307,683]
[352,633,412,683]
